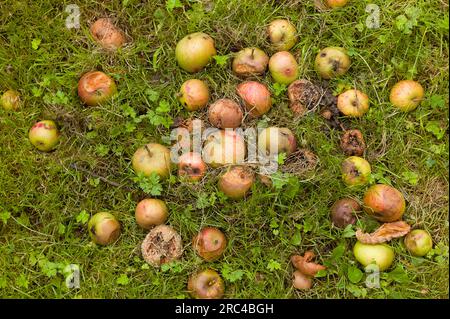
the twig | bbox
[69,162,133,191]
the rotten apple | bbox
[404,229,433,257]
[202,130,246,167]
[330,198,361,228]
[175,32,217,73]
[208,98,243,129]
[353,241,395,271]
[363,184,406,222]
[141,225,183,267]
[88,212,121,246]
[28,120,60,152]
[389,80,424,112]
[315,47,351,79]
[340,129,366,156]
[1,89,21,110]
[178,152,207,182]
[337,89,369,117]
[267,19,297,51]
[178,79,209,111]
[236,81,272,117]
[77,71,117,106]
[188,269,225,299]
[232,47,269,77]
[135,198,168,229]
[132,143,172,179]
[269,51,299,85]
[341,156,371,186]
[218,166,255,199]
[258,127,297,157]
[192,227,227,261]
[90,18,126,51]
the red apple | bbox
[389,80,424,112]
[175,32,217,73]
[178,152,207,182]
[135,198,168,229]
[28,120,60,152]
[315,47,351,79]
[258,127,297,157]
[88,212,121,246]
[208,99,243,129]
[267,19,297,51]
[202,130,246,167]
[178,79,209,111]
[337,89,369,117]
[404,229,433,257]
[1,89,21,110]
[363,184,406,222]
[90,18,126,51]
[188,269,225,299]
[236,81,272,117]
[192,227,227,261]
[132,143,172,179]
[77,71,117,106]
[232,47,269,77]
[218,166,255,200]
[326,0,349,8]
[269,51,299,84]
[330,198,360,228]
[341,156,371,186]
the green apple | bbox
[88,212,121,246]
[390,80,424,112]
[178,79,209,111]
[132,143,172,179]
[341,156,371,186]
[337,89,369,117]
[1,90,21,110]
[28,120,60,152]
[353,241,395,271]
[267,19,297,51]
[258,127,297,157]
[404,229,433,257]
[269,51,299,85]
[315,47,351,79]
[175,32,217,73]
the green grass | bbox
[0,0,448,299]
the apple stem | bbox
[145,145,153,157]
[251,48,255,59]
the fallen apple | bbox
[188,269,225,299]
[341,156,371,186]
[77,71,117,106]
[90,18,126,51]
[389,80,424,112]
[330,198,360,228]
[175,32,217,73]
[1,89,21,110]
[326,0,349,8]
[28,120,60,152]
[258,127,297,157]
[337,89,369,117]
[208,98,243,129]
[287,79,321,116]
[192,227,227,261]
[353,241,395,271]
[404,229,433,257]
[232,47,269,77]
[218,166,255,199]
[88,212,121,246]
[315,47,351,79]
[340,129,366,156]
[267,19,297,51]
[269,51,299,85]
[178,152,207,182]
[236,81,272,117]
[202,130,246,167]
[132,143,172,179]
[363,184,406,222]
[178,79,209,111]
[141,225,183,267]
[135,198,168,229]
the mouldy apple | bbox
[404,229,433,257]
[188,269,225,299]
[1,89,21,110]
[208,98,243,129]
[341,156,371,186]
[202,130,246,167]
[340,129,366,156]
[363,184,406,222]
[353,241,395,271]
[337,89,369,117]
[175,32,217,73]
[135,198,168,229]
[269,51,299,85]
[178,79,209,111]
[218,166,255,200]
[178,152,207,182]
[267,19,297,51]
[258,127,297,157]
[77,71,117,106]
[88,212,121,246]
[236,81,272,117]
[90,18,126,51]
[330,198,360,228]
[389,80,424,112]
[315,47,350,79]
[232,47,269,77]
[141,225,183,267]
[28,120,60,152]
[192,227,227,261]
[132,143,172,179]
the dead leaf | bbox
[356,221,411,244]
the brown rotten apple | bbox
[330,198,361,228]
[28,120,60,152]
[269,51,299,85]
[267,19,297,52]
[132,143,172,179]
[90,18,126,51]
[315,47,351,79]
[287,79,321,116]
[258,127,297,157]
[178,79,209,111]
[88,212,121,246]
[337,89,369,117]
[178,152,207,182]
[192,227,227,261]
[341,156,371,186]
[340,129,366,156]
[188,269,225,299]
[77,71,117,106]
[208,99,243,129]
[175,32,217,73]
[389,80,424,112]
[232,47,269,77]
[363,184,406,222]
[202,130,246,167]
[236,81,272,117]
[141,225,183,267]
[135,198,168,229]
[1,89,21,110]
[218,166,255,200]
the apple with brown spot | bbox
[88,212,121,246]
[192,227,227,261]
[267,19,297,51]
[188,269,225,299]
[178,152,207,182]
[341,156,371,186]
[363,184,406,222]
[337,89,369,117]
[78,71,117,106]
[236,81,272,117]
[178,79,209,111]
[232,47,269,77]
[202,130,246,168]
[90,18,126,51]
[28,120,60,152]
[208,99,243,129]
[218,166,255,200]
[269,51,299,85]
[315,47,351,79]
[1,90,21,110]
